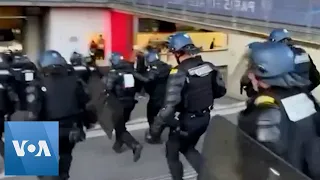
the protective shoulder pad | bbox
[254,95,276,106]
[170,68,178,75]
[187,64,213,77]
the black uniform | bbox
[143,60,171,143]
[151,56,226,180]
[238,88,320,179]
[8,59,40,121]
[36,64,90,180]
[105,61,146,162]
[0,61,15,157]
[135,52,147,96]
[144,60,171,126]
[290,46,320,91]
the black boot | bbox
[112,140,124,154]
[145,129,162,144]
[122,131,143,162]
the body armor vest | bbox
[114,71,136,103]
[179,63,214,112]
[144,63,170,101]
[41,69,81,120]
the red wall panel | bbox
[110,10,133,60]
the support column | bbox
[23,16,41,64]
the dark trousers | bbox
[38,134,76,180]
[146,99,162,126]
[165,114,209,180]
[114,103,139,148]
[59,136,76,180]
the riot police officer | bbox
[0,56,15,157]
[8,54,40,121]
[37,50,92,180]
[70,51,92,84]
[104,52,147,162]
[238,42,320,179]
[150,33,226,180]
[142,50,171,144]
[268,28,320,91]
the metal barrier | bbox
[1,0,319,44]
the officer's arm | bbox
[253,96,284,154]
[76,79,90,109]
[256,107,281,142]
[211,67,226,98]
[156,68,186,127]
[27,81,44,120]
[143,68,159,82]
[132,71,149,83]
[308,56,320,91]
[104,70,118,92]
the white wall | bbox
[199,34,320,100]
[44,8,111,62]
[23,16,41,64]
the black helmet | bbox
[70,52,83,65]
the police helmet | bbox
[248,41,295,78]
[168,33,200,54]
[144,51,160,64]
[268,28,291,42]
[0,52,13,64]
[70,52,83,65]
[38,50,67,68]
[110,52,124,65]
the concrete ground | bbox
[0,97,243,180]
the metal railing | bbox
[107,0,320,45]
[1,0,319,44]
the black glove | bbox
[69,123,86,143]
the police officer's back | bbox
[70,51,92,84]
[268,28,320,91]
[7,55,41,121]
[104,53,145,162]
[238,42,320,179]
[38,50,91,180]
[150,33,226,180]
[142,50,171,143]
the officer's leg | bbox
[121,105,143,162]
[180,133,203,173]
[145,101,162,144]
[59,137,75,180]
[180,116,209,174]
[113,117,126,153]
[146,100,154,126]
[166,130,184,180]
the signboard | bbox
[120,0,320,28]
